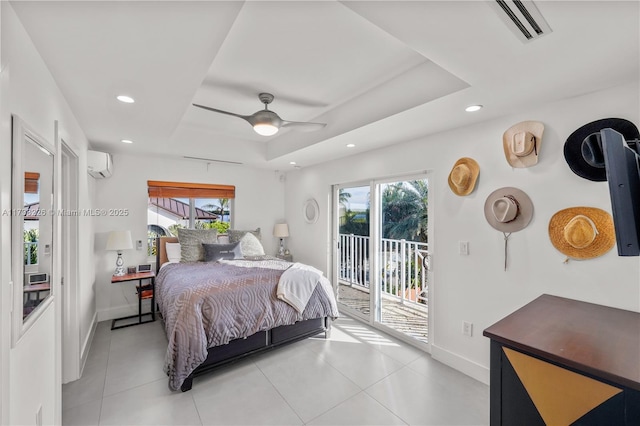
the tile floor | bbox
[63,316,488,426]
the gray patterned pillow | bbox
[239,232,265,257]
[177,228,218,262]
[228,228,262,244]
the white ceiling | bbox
[10,1,639,170]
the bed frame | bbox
[155,236,331,392]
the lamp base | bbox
[278,238,285,256]
[114,251,126,276]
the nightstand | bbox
[276,254,293,262]
[110,271,155,330]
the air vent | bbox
[489,0,552,43]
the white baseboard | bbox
[79,311,98,376]
[431,344,489,385]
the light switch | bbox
[459,241,469,255]
[136,240,143,250]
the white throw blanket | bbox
[277,263,327,313]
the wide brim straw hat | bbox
[548,207,615,259]
[448,157,480,196]
[503,121,544,168]
[484,187,533,232]
[563,118,640,182]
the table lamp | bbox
[106,230,133,276]
[273,223,289,256]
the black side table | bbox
[110,271,156,330]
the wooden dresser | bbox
[483,294,640,425]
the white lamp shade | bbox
[273,223,289,238]
[106,230,133,251]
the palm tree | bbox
[381,180,428,243]
[339,189,351,208]
[201,198,229,222]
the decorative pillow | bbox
[165,242,181,263]
[228,228,262,244]
[177,228,218,262]
[239,232,265,257]
[202,242,242,262]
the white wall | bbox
[284,81,640,383]
[0,3,93,424]
[93,154,286,320]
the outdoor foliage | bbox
[24,229,39,265]
[381,180,428,243]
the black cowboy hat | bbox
[564,118,640,181]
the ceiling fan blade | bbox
[192,103,251,123]
[281,120,326,132]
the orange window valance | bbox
[25,172,40,194]
[147,180,235,199]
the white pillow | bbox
[165,242,181,263]
[240,232,265,257]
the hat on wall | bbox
[448,157,480,196]
[484,187,534,233]
[564,118,640,182]
[548,207,615,260]
[503,121,544,168]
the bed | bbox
[155,236,339,392]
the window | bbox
[147,181,235,256]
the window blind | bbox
[25,172,40,194]
[147,180,235,199]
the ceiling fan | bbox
[193,93,326,136]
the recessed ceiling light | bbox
[116,95,135,104]
[289,161,296,165]
[346,144,356,148]
[121,139,133,144]
[465,105,483,112]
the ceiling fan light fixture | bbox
[253,123,279,136]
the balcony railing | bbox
[339,234,429,306]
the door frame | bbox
[58,132,80,384]
[332,180,373,324]
[332,173,434,353]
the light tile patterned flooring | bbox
[339,284,429,344]
[63,316,487,425]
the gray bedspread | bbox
[156,259,339,391]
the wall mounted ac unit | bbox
[87,150,113,178]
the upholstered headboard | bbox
[156,236,178,273]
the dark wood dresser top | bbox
[483,294,640,391]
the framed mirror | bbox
[303,198,319,224]
[12,115,56,343]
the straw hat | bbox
[503,121,544,168]
[484,187,533,232]
[548,207,614,259]
[564,118,640,182]
[448,157,479,196]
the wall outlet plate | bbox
[463,321,473,337]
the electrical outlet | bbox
[462,321,473,337]
[459,241,469,255]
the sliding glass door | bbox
[333,174,431,348]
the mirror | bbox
[12,116,55,341]
[303,198,319,224]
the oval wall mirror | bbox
[303,198,319,224]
